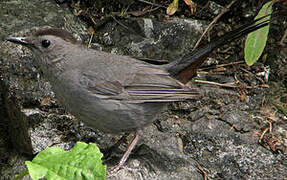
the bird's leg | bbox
[102,133,129,162]
[111,130,141,172]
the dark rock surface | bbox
[1,0,286,179]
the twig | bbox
[89,5,159,30]
[240,67,265,84]
[195,79,269,89]
[89,15,113,31]
[197,71,226,75]
[259,127,269,143]
[199,61,244,71]
[111,16,145,37]
[192,0,236,50]
[216,61,244,67]
[279,28,287,46]
[268,120,272,134]
[111,16,130,30]
[136,0,166,8]
[129,7,160,16]
[87,33,93,48]
[197,163,209,180]
[195,80,238,88]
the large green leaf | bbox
[244,1,273,66]
[25,142,106,180]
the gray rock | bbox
[1,0,286,179]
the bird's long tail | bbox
[165,14,271,84]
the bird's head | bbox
[7,28,80,74]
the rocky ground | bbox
[0,0,287,179]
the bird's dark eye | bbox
[41,40,51,48]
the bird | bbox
[7,14,270,170]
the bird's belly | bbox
[78,101,166,133]
[52,83,166,133]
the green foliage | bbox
[167,0,195,15]
[273,104,287,116]
[167,0,179,15]
[244,1,273,66]
[21,142,106,180]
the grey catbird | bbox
[7,15,270,169]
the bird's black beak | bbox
[6,37,29,45]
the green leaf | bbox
[273,103,287,116]
[25,142,106,180]
[244,1,273,66]
[167,0,179,16]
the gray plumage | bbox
[8,29,199,133]
[7,16,272,168]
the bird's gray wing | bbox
[79,64,199,103]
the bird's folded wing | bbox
[80,69,199,103]
[121,84,199,103]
